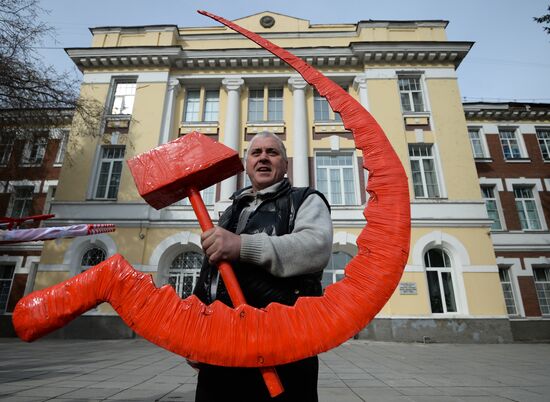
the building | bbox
[464,102,550,340]
[7,11,513,342]
[0,108,72,323]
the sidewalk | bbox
[0,338,548,402]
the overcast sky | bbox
[39,0,550,103]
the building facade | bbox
[0,108,72,320]
[8,12,512,341]
[465,102,550,340]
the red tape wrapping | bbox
[12,10,410,368]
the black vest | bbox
[193,179,330,308]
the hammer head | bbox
[127,131,244,209]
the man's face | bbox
[245,136,288,191]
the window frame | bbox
[314,150,361,206]
[0,264,16,314]
[467,126,490,160]
[168,251,204,299]
[0,134,14,166]
[313,87,346,123]
[536,127,550,161]
[533,267,550,316]
[80,247,107,271]
[93,146,125,200]
[513,186,543,231]
[424,248,459,315]
[498,266,519,316]
[7,186,34,218]
[498,127,528,160]
[108,79,137,116]
[480,185,505,231]
[247,85,284,123]
[182,87,220,123]
[54,129,69,166]
[408,143,443,199]
[322,251,352,289]
[398,75,426,113]
[20,135,47,167]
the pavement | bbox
[0,338,549,402]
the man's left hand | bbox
[201,226,241,264]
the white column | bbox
[288,77,309,187]
[353,75,369,110]
[220,78,244,200]
[159,78,181,145]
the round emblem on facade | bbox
[260,15,275,28]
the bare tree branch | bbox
[534,5,550,35]
[0,0,104,140]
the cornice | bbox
[66,41,473,71]
[0,108,74,126]
[463,102,550,121]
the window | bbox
[54,130,69,165]
[110,81,136,115]
[43,186,56,214]
[80,247,106,271]
[183,89,220,123]
[424,249,457,314]
[499,267,518,315]
[499,128,522,159]
[514,187,542,230]
[94,147,125,199]
[314,89,343,122]
[181,185,216,206]
[0,265,15,313]
[203,90,219,122]
[168,251,204,298]
[267,88,283,121]
[247,86,283,123]
[316,152,358,205]
[322,251,351,289]
[536,128,550,161]
[21,136,47,166]
[398,76,425,112]
[534,268,550,315]
[0,135,14,165]
[409,144,440,198]
[9,187,33,218]
[183,90,200,122]
[468,128,486,158]
[481,186,502,230]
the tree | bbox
[0,0,102,137]
[534,5,550,35]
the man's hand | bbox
[201,226,241,264]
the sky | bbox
[38,0,550,103]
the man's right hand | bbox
[201,226,241,265]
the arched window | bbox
[168,251,204,298]
[80,247,106,272]
[424,248,457,314]
[322,251,351,289]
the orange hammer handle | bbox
[187,187,284,397]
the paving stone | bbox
[1,339,549,402]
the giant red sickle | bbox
[13,11,410,368]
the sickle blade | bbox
[13,11,411,368]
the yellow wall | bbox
[427,78,481,200]
[381,272,432,315]
[464,273,507,315]
[34,272,70,291]
[410,227,495,266]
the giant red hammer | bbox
[127,131,284,397]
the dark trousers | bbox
[195,356,319,402]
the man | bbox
[193,131,333,401]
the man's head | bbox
[245,131,288,192]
